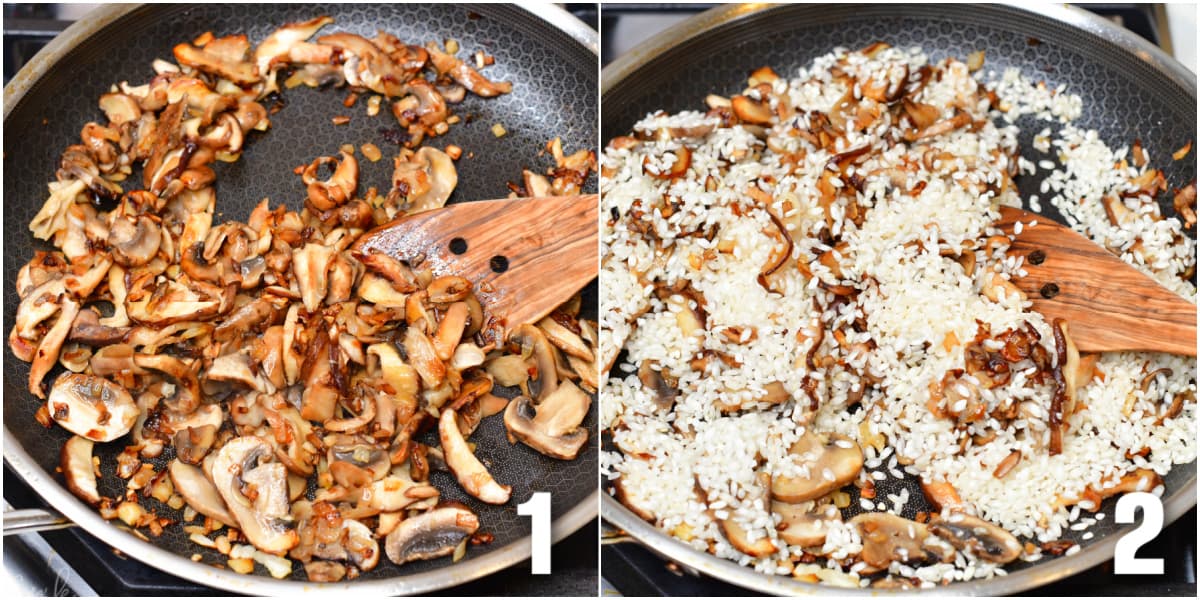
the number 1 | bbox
[518,492,551,574]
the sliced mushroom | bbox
[388,147,457,213]
[537,316,593,361]
[173,424,218,465]
[486,355,529,387]
[168,459,237,528]
[327,436,391,481]
[61,435,101,506]
[712,473,777,557]
[68,309,129,346]
[637,361,677,412]
[439,408,511,504]
[303,152,358,211]
[503,380,590,460]
[850,512,955,574]
[47,372,138,442]
[210,436,299,555]
[207,351,262,391]
[30,298,80,398]
[384,505,480,566]
[928,512,1022,564]
[509,324,558,401]
[404,325,446,388]
[254,15,335,75]
[772,499,841,547]
[173,34,260,85]
[292,242,336,312]
[426,43,512,97]
[771,431,863,503]
[344,519,380,570]
[361,474,439,513]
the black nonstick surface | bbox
[4,2,597,586]
[602,2,1195,589]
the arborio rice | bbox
[600,43,1196,589]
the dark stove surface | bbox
[597,2,1196,597]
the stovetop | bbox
[2,3,599,596]
[598,3,1197,597]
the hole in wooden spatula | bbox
[489,255,509,273]
[449,237,468,255]
[1028,249,1046,265]
[1040,283,1060,299]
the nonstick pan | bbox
[3,3,598,594]
[600,3,1196,595]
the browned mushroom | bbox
[928,512,1022,564]
[61,435,101,506]
[426,43,512,97]
[388,147,458,213]
[440,408,511,504]
[771,431,863,503]
[210,436,299,554]
[384,505,479,565]
[772,499,841,547]
[173,34,260,85]
[850,512,956,573]
[47,372,138,442]
[503,380,590,460]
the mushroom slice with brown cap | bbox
[928,512,1022,564]
[503,380,591,460]
[426,44,512,98]
[772,499,841,547]
[404,326,446,388]
[440,408,511,504]
[344,519,380,570]
[292,242,336,313]
[68,309,129,347]
[385,505,480,566]
[30,298,80,398]
[173,34,260,85]
[254,15,334,75]
[361,474,439,514]
[327,436,391,481]
[206,351,262,391]
[711,473,777,557]
[109,217,165,268]
[48,373,138,442]
[485,355,529,388]
[509,324,558,402]
[850,512,955,574]
[210,436,298,555]
[771,431,863,503]
[303,152,358,211]
[168,459,237,528]
[537,316,594,362]
[388,147,457,214]
[61,435,101,506]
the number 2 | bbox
[1113,492,1164,575]
[518,492,551,574]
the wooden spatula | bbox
[995,206,1196,356]
[353,194,598,332]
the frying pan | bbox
[3,3,598,594]
[600,3,1196,595]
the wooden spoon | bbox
[995,206,1196,356]
[353,194,597,332]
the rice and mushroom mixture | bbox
[600,43,1195,588]
[11,16,597,582]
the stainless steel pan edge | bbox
[599,2,1197,596]
[3,3,599,594]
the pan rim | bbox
[599,2,1196,596]
[3,2,599,594]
